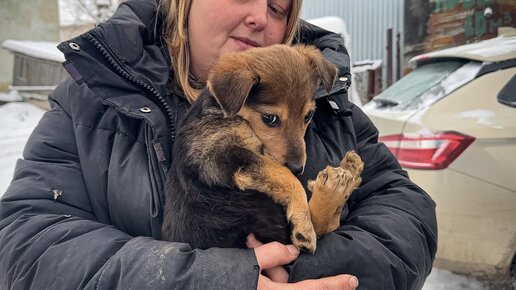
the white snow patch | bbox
[2,40,64,62]
[456,110,499,127]
[422,269,487,290]
[0,102,45,195]
[353,59,383,73]
[306,16,351,52]
[0,90,24,102]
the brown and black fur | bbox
[161,44,364,253]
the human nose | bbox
[244,1,267,29]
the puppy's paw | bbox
[340,150,364,188]
[311,166,353,202]
[290,214,317,254]
[308,164,359,236]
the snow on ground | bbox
[0,101,45,194]
[423,269,487,290]
[0,99,491,289]
[0,89,24,102]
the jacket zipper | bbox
[86,34,177,142]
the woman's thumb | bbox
[254,240,300,270]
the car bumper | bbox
[407,167,516,283]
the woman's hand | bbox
[247,233,293,282]
[247,234,359,290]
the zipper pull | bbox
[153,142,166,163]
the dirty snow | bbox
[423,269,487,290]
[456,110,499,128]
[0,99,492,289]
[353,59,383,73]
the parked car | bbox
[362,27,516,288]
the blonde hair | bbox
[160,0,302,103]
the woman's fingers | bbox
[258,274,360,290]
[249,234,300,270]
[248,233,359,289]
[247,233,291,282]
[263,267,290,283]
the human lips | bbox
[232,37,261,50]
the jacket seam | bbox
[47,101,72,120]
[94,256,110,290]
[74,123,145,145]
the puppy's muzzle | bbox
[285,149,306,175]
[286,162,305,175]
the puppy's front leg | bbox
[234,157,317,253]
[307,150,363,236]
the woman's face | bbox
[188,0,291,81]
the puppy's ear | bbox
[207,66,260,117]
[317,58,338,93]
[298,46,338,93]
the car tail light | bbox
[379,131,475,170]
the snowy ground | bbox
[0,96,491,289]
[0,101,45,194]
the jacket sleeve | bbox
[0,82,260,290]
[289,21,438,289]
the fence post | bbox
[386,28,393,87]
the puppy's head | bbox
[207,44,337,174]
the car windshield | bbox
[372,60,480,109]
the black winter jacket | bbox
[0,0,437,289]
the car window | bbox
[497,74,516,108]
[371,60,480,110]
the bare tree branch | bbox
[61,0,120,25]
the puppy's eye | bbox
[304,110,315,123]
[262,113,281,127]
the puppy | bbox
[161,44,363,253]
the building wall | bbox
[302,0,516,86]
[405,0,516,67]
[301,0,405,87]
[0,0,60,91]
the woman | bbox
[0,0,437,289]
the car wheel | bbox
[511,254,516,290]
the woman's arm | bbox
[0,82,260,289]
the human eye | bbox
[268,2,288,18]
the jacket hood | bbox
[58,0,170,97]
[57,0,175,143]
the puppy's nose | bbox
[286,162,304,175]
